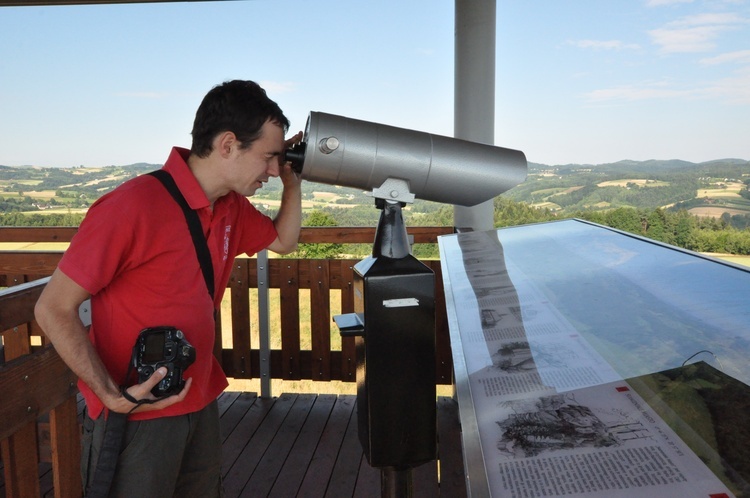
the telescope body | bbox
[293,112,527,207]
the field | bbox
[705,253,750,268]
[688,207,749,218]
[697,182,745,198]
[597,179,670,188]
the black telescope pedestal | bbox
[335,200,437,498]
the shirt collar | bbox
[162,147,210,211]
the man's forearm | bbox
[38,306,123,408]
[272,183,302,253]
[35,269,125,411]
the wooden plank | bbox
[297,227,452,244]
[7,392,465,498]
[436,397,467,497]
[223,394,296,496]
[229,260,252,378]
[413,459,439,497]
[5,272,26,288]
[49,395,82,498]
[0,253,62,278]
[220,395,275,479]
[216,391,241,418]
[325,399,364,498]
[0,345,79,441]
[279,261,300,380]
[0,279,47,332]
[1,422,40,498]
[269,394,337,497]
[0,227,77,243]
[40,461,55,498]
[2,323,31,364]
[352,456,380,498]
[0,227,446,253]
[299,395,356,496]
[244,394,317,496]
[219,392,258,443]
[309,260,331,381]
[336,260,357,383]
[0,226,448,244]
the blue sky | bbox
[1,0,749,168]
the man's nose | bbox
[267,159,281,177]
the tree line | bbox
[2,196,750,257]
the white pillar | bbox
[454,0,496,232]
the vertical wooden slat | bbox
[230,260,252,378]
[280,260,300,380]
[1,320,39,498]
[49,395,82,498]
[337,260,357,383]
[309,260,331,381]
[1,423,41,498]
[6,272,26,288]
[2,323,31,360]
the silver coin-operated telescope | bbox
[284,111,527,207]
[285,112,527,496]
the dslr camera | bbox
[131,326,196,397]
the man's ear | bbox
[215,131,237,159]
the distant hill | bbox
[1,159,749,226]
[507,158,750,224]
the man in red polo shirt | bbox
[34,80,302,496]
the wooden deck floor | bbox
[1,393,467,498]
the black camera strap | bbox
[86,390,159,496]
[87,169,215,497]
[149,169,215,299]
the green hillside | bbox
[2,159,750,258]
[505,159,750,228]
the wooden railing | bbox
[1,280,80,497]
[0,225,455,496]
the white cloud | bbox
[585,82,693,102]
[649,13,749,53]
[670,12,747,27]
[585,69,750,105]
[701,66,750,103]
[700,49,750,65]
[568,39,641,50]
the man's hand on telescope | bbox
[280,131,304,187]
[268,130,304,255]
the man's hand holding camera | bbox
[115,368,193,414]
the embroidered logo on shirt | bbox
[223,225,231,261]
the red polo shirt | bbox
[59,147,278,421]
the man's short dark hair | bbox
[190,80,291,158]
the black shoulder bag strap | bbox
[149,169,215,299]
[86,169,215,497]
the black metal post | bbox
[381,467,413,498]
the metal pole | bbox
[257,249,272,398]
[381,467,413,498]
[454,0,497,232]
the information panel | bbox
[439,221,750,498]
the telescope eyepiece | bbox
[283,142,307,174]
